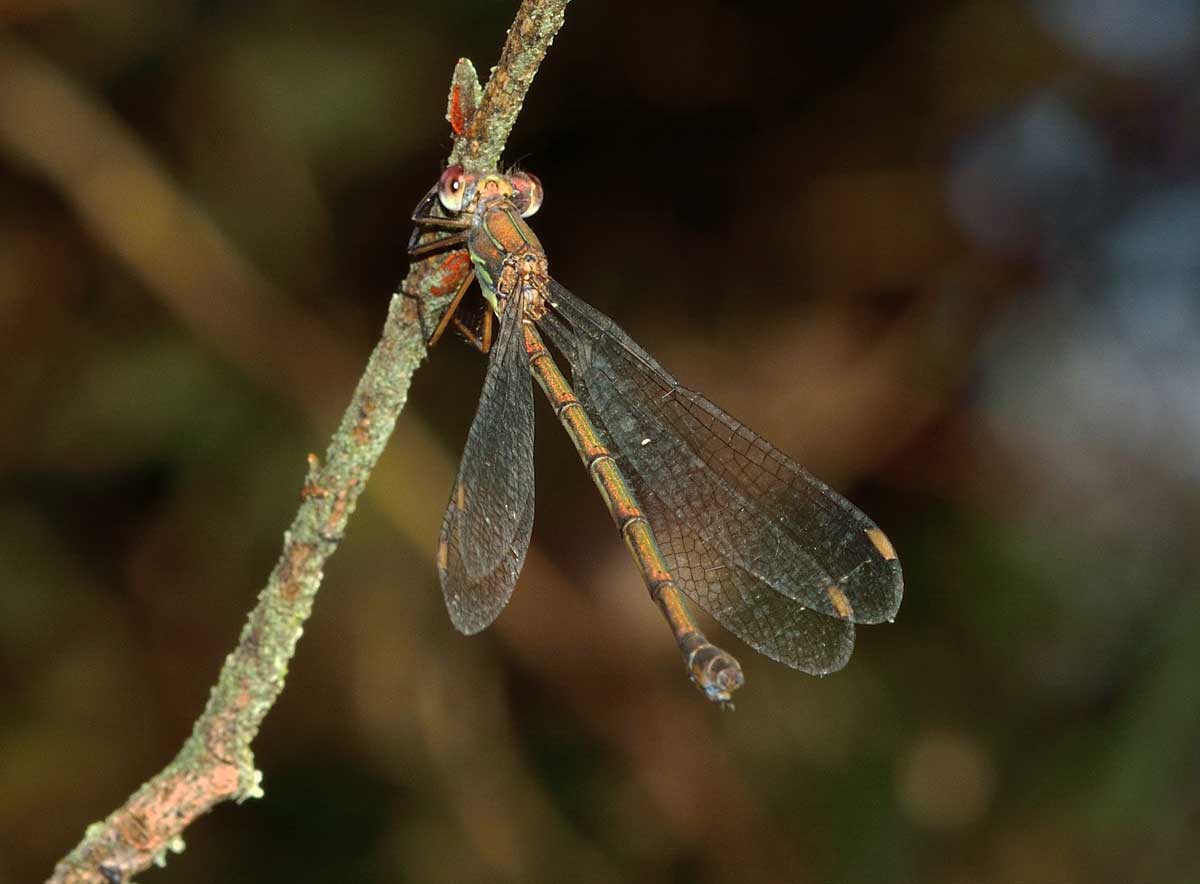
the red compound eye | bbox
[510,171,543,217]
[437,164,469,212]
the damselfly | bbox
[407,165,903,705]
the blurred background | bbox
[3,1,1199,882]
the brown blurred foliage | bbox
[2,2,1199,883]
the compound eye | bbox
[437,164,468,212]
[511,172,543,217]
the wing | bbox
[438,303,536,634]
[541,282,902,670]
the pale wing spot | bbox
[826,585,854,620]
[436,539,449,571]
[866,527,898,561]
[455,481,467,512]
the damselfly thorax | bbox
[408,168,549,350]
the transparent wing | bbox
[540,310,853,673]
[438,304,536,634]
[542,282,902,664]
[439,484,534,635]
[647,509,856,674]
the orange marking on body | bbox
[826,585,854,619]
[866,527,898,561]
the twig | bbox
[42,2,571,881]
[451,0,572,173]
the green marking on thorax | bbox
[468,201,541,316]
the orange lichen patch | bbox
[446,58,481,137]
[440,252,470,273]
[429,251,472,296]
[448,85,467,136]
[866,527,898,561]
[322,479,359,538]
[826,585,854,620]
[301,454,328,499]
[114,762,240,863]
[353,397,376,445]
[201,702,242,758]
[278,542,315,600]
[208,762,240,797]
[429,273,469,298]
[116,811,152,849]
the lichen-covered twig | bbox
[450,0,571,174]
[43,2,571,881]
[45,304,424,884]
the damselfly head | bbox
[509,171,543,217]
[437,164,471,212]
[438,164,544,219]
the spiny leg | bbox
[479,308,494,354]
[428,267,478,348]
[450,311,492,353]
[450,307,494,354]
[409,231,468,260]
[407,186,471,256]
[408,201,481,349]
[409,187,470,229]
[406,182,492,351]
